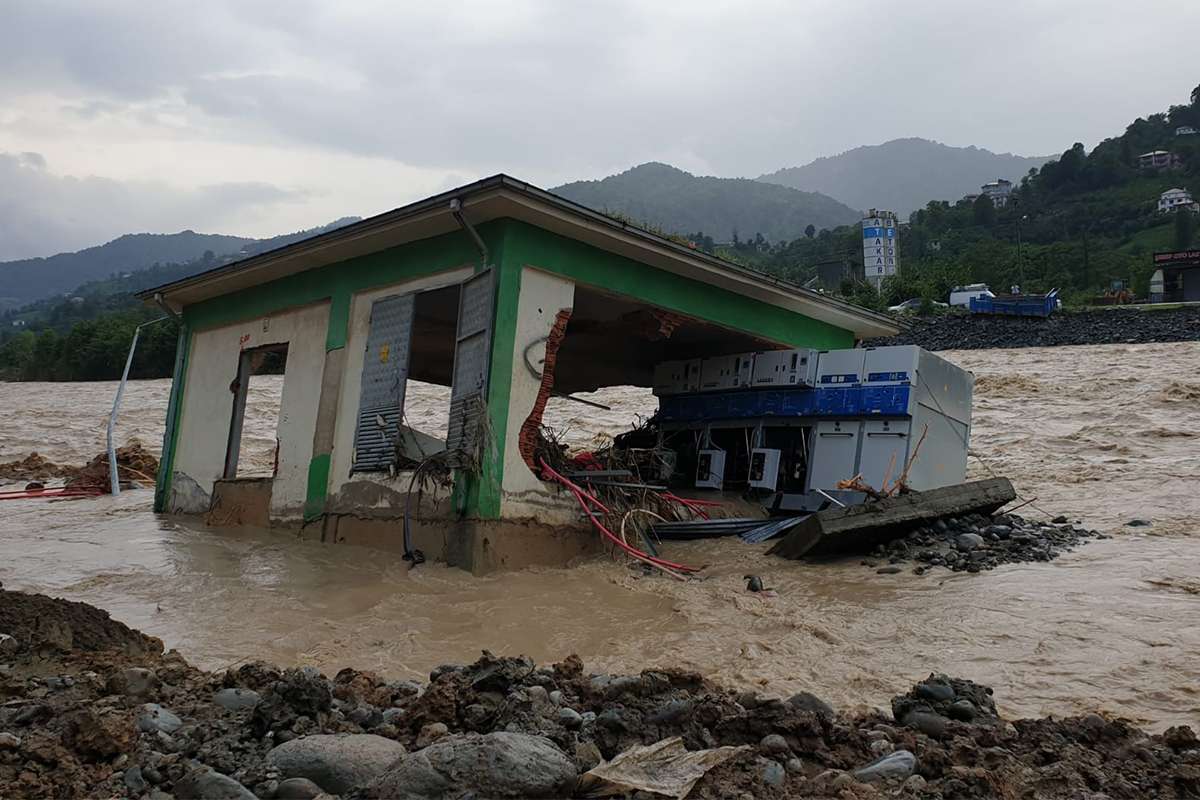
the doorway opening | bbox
[350,271,495,474]
[224,344,289,479]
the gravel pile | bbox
[868,306,1200,351]
[864,512,1104,574]
[3,588,1198,799]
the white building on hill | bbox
[1159,188,1199,213]
[980,179,1013,208]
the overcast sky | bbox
[2,0,1197,260]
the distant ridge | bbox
[760,138,1052,217]
[0,218,360,311]
[552,162,860,242]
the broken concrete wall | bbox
[167,471,210,515]
[170,302,329,522]
[499,268,578,524]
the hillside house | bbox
[1139,150,1183,171]
[979,179,1013,208]
[1159,188,1199,213]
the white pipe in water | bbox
[108,318,169,496]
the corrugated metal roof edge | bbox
[137,173,901,336]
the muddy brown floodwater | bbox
[1,342,1198,732]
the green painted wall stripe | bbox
[303,453,332,521]
[470,227,519,519]
[326,288,351,351]
[502,220,853,350]
[182,223,505,332]
[154,323,191,512]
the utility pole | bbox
[1081,225,1090,291]
[1016,215,1028,289]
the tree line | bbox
[0,310,180,381]
[689,83,1200,309]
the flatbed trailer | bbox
[970,289,1060,317]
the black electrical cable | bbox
[402,457,437,566]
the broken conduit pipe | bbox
[450,198,489,266]
[152,292,180,321]
[108,316,171,496]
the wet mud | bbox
[1,587,1198,799]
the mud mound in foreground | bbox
[0,586,162,657]
[0,590,1197,799]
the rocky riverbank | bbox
[1,587,1197,799]
[868,306,1200,351]
[862,511,1104,575]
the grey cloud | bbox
[0,151,305,260]
[3,1,1200,183]
[0,1,277,99]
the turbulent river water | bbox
[1,342,1198,731]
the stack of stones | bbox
[865,512,1104,574]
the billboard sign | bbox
[862,211,898,282]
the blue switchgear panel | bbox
[652,345,973,493]
[861,385,912,416]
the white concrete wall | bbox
[172,302,330,520]
[500,268,577,521]
[327,267,473,504]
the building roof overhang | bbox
[139,175,900,339]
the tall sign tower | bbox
[862,209,899,288]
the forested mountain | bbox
[0,218,359,381]
[0,231,253,311]
[552,162,860,243]
[760,138,1051,217]
[723,86,1200,310]
[0,218,360,312]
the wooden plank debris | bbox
[767,478,1016,560]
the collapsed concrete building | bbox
[141,176,899,571]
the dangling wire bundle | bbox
[539,458,700,580]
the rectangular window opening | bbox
[224,344,288,479]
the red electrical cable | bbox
[539,459,699,574]
[541,459,693,572]
[660,491,721,520]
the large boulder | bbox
[852,749,917,783]
[363,731,577,799]
[173,768,257,799]
[265,733,406,793]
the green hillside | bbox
[0,218,359,381]
[760,138,1051,216]
[552,162,860,243]
[721,85,1200,308]
[0,231,254,312]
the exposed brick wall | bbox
[518,309,573,475]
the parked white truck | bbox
[948,284,995,307]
